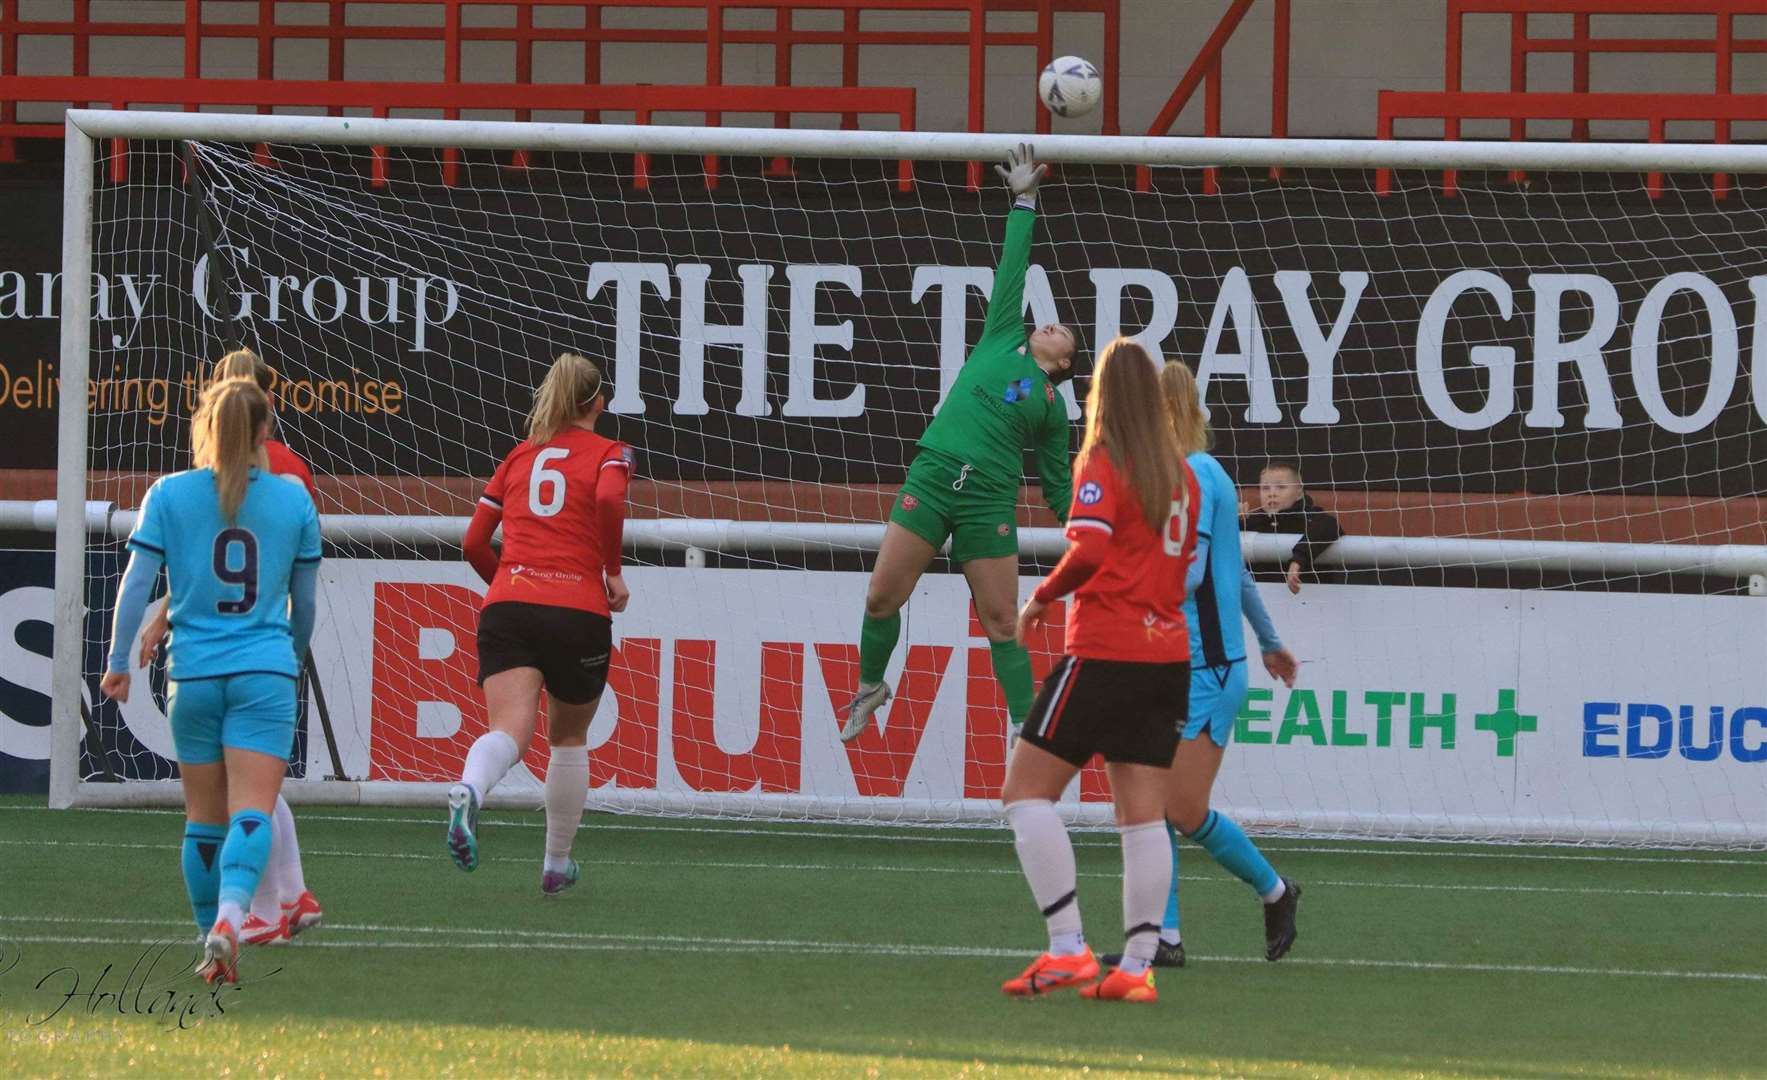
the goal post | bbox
[50,118,97,812]
[51,109,1767,845]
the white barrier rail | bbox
[7,499,1766,579]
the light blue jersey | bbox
[1181,452,1283,746]
[127,468,321,680]
[1183,452,1247,669]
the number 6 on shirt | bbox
[529,447,570,517]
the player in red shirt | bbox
[132,348,325,946]
[448,352,632,896]
[998,338,1201,1005]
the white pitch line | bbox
[3,838,1763,901]
[2,805,1762,866]
[1,925,1762,983]
[262,814,1767,865]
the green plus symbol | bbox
[1474,689,1537,758]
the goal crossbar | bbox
[62,109,1767,175]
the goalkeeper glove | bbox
[995,142,1048,209]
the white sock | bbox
[249,855,283,922]
[460,730,523,802]
[1262,880,1287,904]
[543,744,590,873]
[1117,821,1172,976]
[215,899,246,933]
[1160,929,1182,947]
[1006,799,1084,956]
[271,794,307,900]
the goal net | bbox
[56,114,1767,846]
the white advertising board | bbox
[5,561,1762,842]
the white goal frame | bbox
[51,109,1767,830]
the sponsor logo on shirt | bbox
[1002,377,1035,404]
[1077,481,1103,505]
[506,564,585,590]
[1143,611,1183,641]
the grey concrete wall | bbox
[10,1,1765,139]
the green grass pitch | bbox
[0,795,1762,1077]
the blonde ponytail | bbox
[1159,361,1212,457]
[211,349,276,472]
[192,377,270,523]
[212,347,275,393]
[527,352,604,444]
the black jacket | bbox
[1241,494,1344,573]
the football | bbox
[1038,55,1102,118]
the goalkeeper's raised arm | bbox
[839,144,1080,748]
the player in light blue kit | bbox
[101,377,320,985]
[1104,362,1303,970]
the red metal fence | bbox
[1379,0,1766,197]
[0,0,1119,188]
[0,74,916,187]
[2,0,1756,196]
[1136,0,1290,193]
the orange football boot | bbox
[1001,947,1100,997]
[1080,965,1157,1002]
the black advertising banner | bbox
[2,146,1764,494]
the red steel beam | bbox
[1035,0,1053,137]
[1715,9,1732,197]
[1202,54,1220,194]
[1381,90,1767,122]
[1100,0,1119,135]
[966,0,984,190]
[1270,0,1288,137]
[1444,0,1463,196]
[1269,0,1288,177]
[1570,11,1589,141]
[842,6,860,130]
[1516,38,1767,54]
[0,0,16,161]
[1137,0,1255,191]
[0,76,916,119]
[1507,9,1525,182]
[584,3,602,123]
[1142,0,1254,138]
[1451,0,1762,14]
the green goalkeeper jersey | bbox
[915,205,1073,521]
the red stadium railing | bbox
[1135,0,1291,194]
[0,0,1119,188]
[0,74,916,188]
[1381,0,1766,197]
[1377,91,1765,198]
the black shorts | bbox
[1020,656,1190,768]
[476,601,612,705]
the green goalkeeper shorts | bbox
[889,449,1020,564]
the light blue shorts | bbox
[1182,660,1249,747]
[167,673,298,765]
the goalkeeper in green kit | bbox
[842,144,1078,743]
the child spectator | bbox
[1241,461,1343,594]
